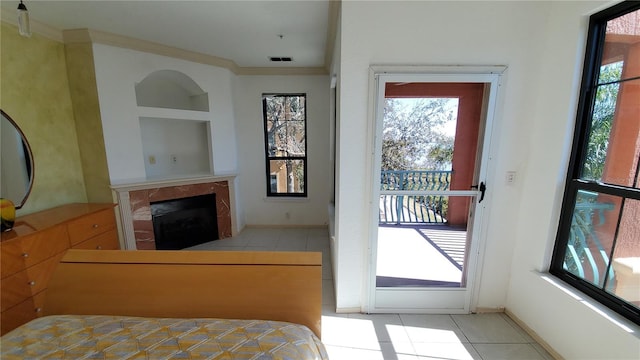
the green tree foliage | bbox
[583,61,622,180]
[382,98,456,171]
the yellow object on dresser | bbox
[0,203,119,335]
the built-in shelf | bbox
[137,106,210,121]
[135,70,212,180]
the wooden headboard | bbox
[44,249,323,337]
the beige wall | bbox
[1,23,87,215]
[64,42,111,203]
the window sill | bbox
[535,271,640,339]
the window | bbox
[550,1,640,325]
[262,94,307,197]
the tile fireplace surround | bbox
[111,175,237,250]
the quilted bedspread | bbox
[0,315,329,359]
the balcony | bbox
[379,170,451,225]
[378,172,614,290]
[378,170,464,287]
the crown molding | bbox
[63,28,241,72]
[236,66,328,76]
[63,28,328,76]
[2,12,331,76]
[323,0,341,74]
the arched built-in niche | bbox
[135,70,213,180]
[135,70,209,111]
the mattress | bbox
[0,315,329,359]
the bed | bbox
[0,249,328,359]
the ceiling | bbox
[1,0,335,70]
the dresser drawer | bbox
[1,225,69,278]
[0,269,31,312]
[0,291,47,335]
[72,229,120,250]
[1,254,64,312]
[1,297,37,335]
[67,208,116,246]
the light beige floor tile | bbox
[451,314,528,343]
[321,316,382,350]
[322,261,333,279]
[240,227,282,238]
[531,343,556,360]
[218,237,250,247]
[472,343,547,360]
[307,227,329,238]
[348,313,411,343]
[278,228,309,241]
[324,345,385,360]
[380,342,419,359]
[245,235,279,247]
[500,313,537,343]
[275,237,307,250]
[400,314,469,343]
[413,342,481,360]
[307,235,330,250]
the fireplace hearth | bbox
[151,193,219,250]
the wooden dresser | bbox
[0,203,119,335]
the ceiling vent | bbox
[269,57,293,62]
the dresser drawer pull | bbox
[92,224,99,228]
[28,281,36,286]
[35,307,42,313]
[96,245,103,250]
[22,253,29,258]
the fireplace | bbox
[111,175,237,250]
[151,193,219,250]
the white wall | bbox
[336,0,550,312]
[506,1,640,359]
[335,1,638,358]
[92,44,238,183]
[233,75,331,227]
[139,117,210,178]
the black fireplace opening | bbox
[151,193,219,250]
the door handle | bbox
[471,182,486,203]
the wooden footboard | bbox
[44,249,323,337]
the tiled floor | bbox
[187,227,555,360]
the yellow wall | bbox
[1,23,87,215]
[65,42,112,203]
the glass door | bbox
[368,70,502,313]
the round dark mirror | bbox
[1,110,34,209]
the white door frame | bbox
[365,65,506,314]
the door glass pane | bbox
[377,195,469,288]
[382,97,458,173]
[376,82,486,295]
[582,77,640,188]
